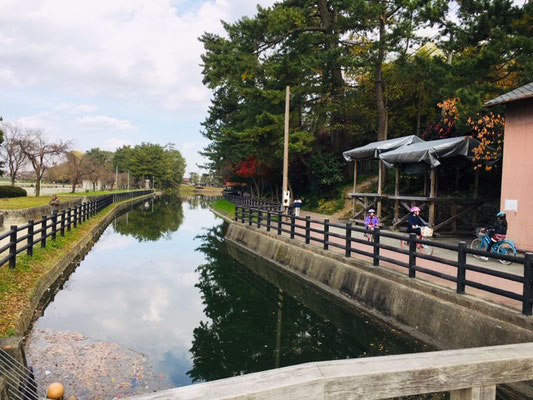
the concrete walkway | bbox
[248,209,524,312]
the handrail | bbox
[0,190,153,271]
[125,342,533,400]
[232,204,533,316]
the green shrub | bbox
[0,186,27,198]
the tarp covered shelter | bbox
[379,136,486,168]
[342,135,425,161]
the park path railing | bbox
[234,204,533,316]
[223,194,281,211]
[0,190,153,270]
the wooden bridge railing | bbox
[234,205,533,315]
[127,342,533,400]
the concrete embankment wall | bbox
[226,223,533,348]
[0,193,154,400]
[226,223,533,399]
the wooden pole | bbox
[429,168,437,226]
[282,86,290,214]
[394,167,400,225]
[352,160,358,217]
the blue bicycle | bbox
[470,231,517,265]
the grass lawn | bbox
[211,199,235,219]
[0,196,75,210]
[0,199,136,337]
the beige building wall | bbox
[500,99,533,251]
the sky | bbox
[0,0,276,175]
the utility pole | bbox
[282,85,290,214]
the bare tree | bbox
[64,151,92,193]
[0,123,27,185]
[16,129,70,197]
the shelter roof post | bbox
[352,160,358,217]
[429,168,437,226]
[394,167,400,224]
[377,160,383,218]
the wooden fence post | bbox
[372,227,380,266]
[277,212,282,235]
[457,241,467,294]
[27,220,34,257]
[234,206,239,222]
[290,215,295,239]
[60,211,66,236]
[257,210,262,228]
[522,253,533,316]
[345,222,352,257]
[248,208,252,226]
[51,213,57,241]
[9,226,17,269]
[41,216,47,248]
[266,211,271,232]
[305,216,311,244]
[324,219,329,250]
[67,208,72,231]
[408,233,417,278]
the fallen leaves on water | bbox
[25,328,172,400]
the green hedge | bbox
[0,186,27,198]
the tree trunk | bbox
[71,182,77,193]
[317,0,350,153]
[416,80,422,136]
[10,174,15,186]
[35,177,41,197]
[375,6,388,142]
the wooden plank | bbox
[127,343,533,400]
[432,203,480,231]
[450,385,496,400]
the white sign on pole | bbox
[282,191,291,206]
[504,199,518,212]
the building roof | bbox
[485,82,533,107]
[342,135,424,161]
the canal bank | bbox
[225,222,533,399]
[0,193,155,400]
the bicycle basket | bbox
[421,227,433,237]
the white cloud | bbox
[0,0,277,114]
[76,115,137,131]
[103,137,134,150]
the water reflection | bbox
[26,196,443,400]
[188,222,430,383]
[114,196,184,241]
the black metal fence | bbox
[0,190,153,270]
[234,205,533,316]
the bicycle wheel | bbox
[419,239,434,256]
[496,242,516,265]
[470,238,485,259]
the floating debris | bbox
[25,328,172,400]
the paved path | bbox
[242,210,524,313]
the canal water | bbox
[25,196,435,400]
